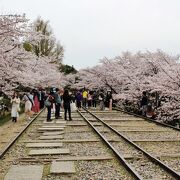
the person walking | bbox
[76,91,82,110]
[23,93,33,120]
[54,88,61,119]
[105,91,113,110]
[87,91,92,108]
[82,89,88,108]
[141,91,148,116]
[99,90,105,111]
[32,89,40,113]
[45,91,54,122]
[70,91,77,112]
[62,89,72,120]
[28,91,34,107]
[11,92,20,122]
[92,91,98,109]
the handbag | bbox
[99,96,102,101]
[44,97,51,107]
[70,102,77,111]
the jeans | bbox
[82,98,87,108]
[55,103,60,118]
[92,100,97,108]
[142,105,147,116]
[64,103,71,120]
[47,106,51,121]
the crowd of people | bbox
[10,88,45,122]
[10,87,158,123]
[9,87,160,124]
[78,89,113,111]
[10,87,114,123]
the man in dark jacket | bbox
[63,89,72,120]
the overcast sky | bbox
[1,0,180,69]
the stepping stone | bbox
[56,121,67,124]
[42,121,66,125]
[60,139,100,143]
[4,165,43,180]
[38,127,64,131]
[50,161,76,174]
[26,143,63,148]
[39,135,64,140]
[41,126,66,128]
[43,121,55,124]
[21,140,65,143]
[66,123,87,126]
[43,132,64,136]
[29,148,69,156]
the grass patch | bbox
[42,164,50,178]
[0,113,11,126]
[0,106,25,126]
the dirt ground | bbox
[0,113,28,150]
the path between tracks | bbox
[0,113,26,150]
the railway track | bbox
[113,106,180,131]
[0,108,179,179]
[78,108,180,179]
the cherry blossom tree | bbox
[75,50,180,124]
[0,14,65,95]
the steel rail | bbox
[113,106,180,131]
[0,108,44,159]
[84,108,180,180]
[77,109,143,180]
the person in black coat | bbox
[105,91,112,108]
[38,88,45,109]
[62,89,72,120]
[141,91,148,116]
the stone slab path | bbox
[38,127,64,131]
[26,142,63,148]
[4,165,43,180]
[39,135,64,140]
[50,161,76,174]
[43,131,64,136]
[29,148,70,155]
[43,121,67,124]
[41,125,66,128]
[56,121,67,124]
